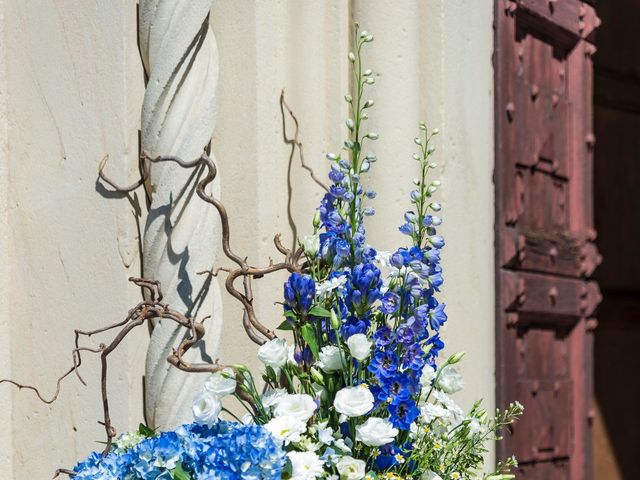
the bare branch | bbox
[2,141,315,477]
[0,277,246,476]
[279,90,329,193]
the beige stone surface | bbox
[0,1,145,477]
[0,0,495,475]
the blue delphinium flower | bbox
[428,302,447,330]
[283,272,316,314]
[368,350,399,379]
[340,313,371,338]
[380,292,400,314]
[348,262,382,309]
[388,398,420,430]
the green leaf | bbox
[308,306,332,318]
[171,462,192,480]
[282,458,293,480]
[284,310,298,319]
[137,423,155,438]
[276,320,293,331]
[300,324,319,358]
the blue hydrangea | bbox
[72,421,285,480]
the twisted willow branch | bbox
[1,278,224,479]
[102,151,307,343]
[1,92,318,478]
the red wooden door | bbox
[494,1,601,478]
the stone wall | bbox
[0,1,495,476]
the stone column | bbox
[139,0,222,429]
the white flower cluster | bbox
[250,341,481,478]
[192,367,237,427]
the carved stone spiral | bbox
[139,0,222,429]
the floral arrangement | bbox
[70,26,522,480]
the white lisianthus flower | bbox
[355,417,398,446]
[336,456,366,480]
[261,388,287,408]
[275,394,317,422]
[432,390,465,420]
[436,365,464,394]
[302,234,320,257]
[258,338,290,368]
[288,451,324,480]
[316,275,348,297]
[420,403,450,423]
[317,345,346,372]
[419,364,436,388]
[204,367,236,396]
[333,385,374,417]
[265,415,307,445]
[421,471,443,480]
[346,334,372,361]
[192,390,221,427]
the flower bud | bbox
[348,52,356,62]
[364,100,375,108]
[360,30,369,38]
[447,351,466,365]
[412,153,421,161]
[430,202,442,212]
[310,367,325,385]
[429,162,438,168]
[427,145,436,154]
[344,140,355,149]
[364,34,374,42]
[432,128,440,135]
[302,234,320,257]
[413,178,420,186]
[366,132,379,140]
[346,118,355,130]
[344,94,353,103]
[432,180,441,187]
[313,210,321,229]
[414,137,422,145]
[330,310,340,330]
[326,152,339,161]
[364,69,373,76]
[365,77,375,85]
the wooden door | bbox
[494,1,601,478]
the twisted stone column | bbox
[139,0,222,429]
